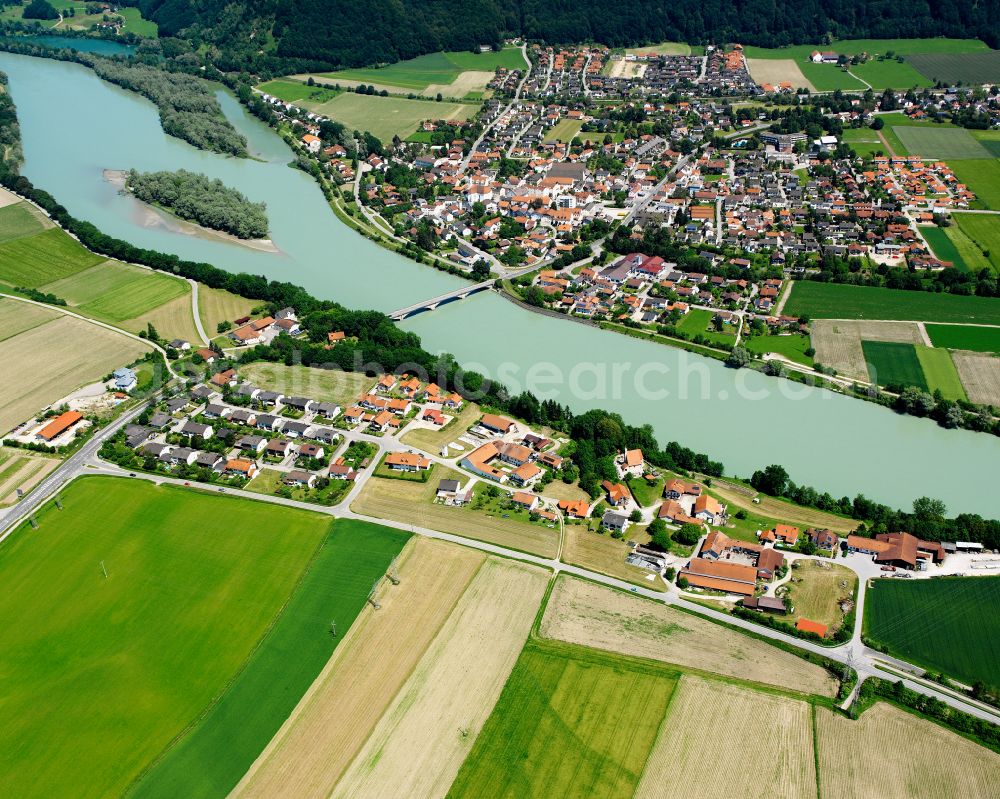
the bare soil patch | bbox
[232,538,484,799]
[636,676,817,799]
[540,576,837,696]
[952,350,1000,406]
[330,558,548,799]
[816,703,1000,799]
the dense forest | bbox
[126,169,268,239]
[122,0,1000,72]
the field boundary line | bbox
[811,702,822,799]
[633,671,683,790]
[122,527,333,797]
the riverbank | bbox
[103,169,280,253]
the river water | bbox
[1,51,997,515]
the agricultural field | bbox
[626,42,694,56]
[0,296,59,341]
[197,284,258,334]
[861,340,928,389]
[256,79,340,104]
[351,465,560,558]
[908,50,1000,85]
[816,703,1000,799]
[0,446,58,506]
[240,362,372,412]
[786,560,857,633]
[330,558,546,799]
[0,200,49,243]
[448,639,677,799]
[745,58,815,90]
[951,213,1000,274]
[744,332,814,366]
[313,46,526,96]
[40,261,187,322]
[926,323,1000,353]
[892,125,994,160]
[0,477,334,799]
[851,57,932,90]
[543,118,584,143]
[810,319,924,382]
[0,227,103,287]
[539,576,838,696]
[951,351,1000,406]
[915,344,967,400]
[865,575,1000,691]
[841,127,886,157]
[234,538,483,799]
[635,676,817,799]
[296,92,475,143]
[786,281,1000,325]
[0,314,149,433]
[920,224,983,273]
[950,159,1000,210]
[121,290,203,346]
[131,519,409,799]
[561,523,667,589]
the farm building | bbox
[680,558,758,597]
[36,410,84,442]
[699,531,785,580]
[742,596,786,614]
[845,532,946,570]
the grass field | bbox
[786,281,1000,325]
[951,213,1000,274]
[240,362,371,411]
[543,118,584,143]
[0,227,103,287]
[41,261,188,322]
[851,58,932,89]
[121,290,203,345]
[676,308,736,346]
[908,50,1000,85]
[257,79,340,104]
[862,340,929,389]
[816,703,1000,799]
[561,523,667,590]
[787,560,857,633]
[704,479,860,535]
[234,538,483,799]
[0,477,333,799]
[299,91,475,143]
[0,296,59,341]
[352,465,559,558]
[893,125,994,160]
[131,518,409,799]
[0,201,48,243]
[626,42,693,55]
[950,159,1000,210]
[915,344,967,400]
[841,127,886,157]
[318,47,526,93]
[197,284,258,337]
[920,224,978,272]
[448,638,677,799]
[636,676,817,799]
[0,314,149,433]
[331,558,546,799]
[540,576,837,696]
[865,575,1000,690]
[952,350,1000,406]
[926,323,1000,353]
[744,332,814,366]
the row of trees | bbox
[126,169,268,239]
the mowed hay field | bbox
[540,577,837,696]
[447,639,677,799]
[811,319,924,382]
[0,315,150,433]
[635,676,817,799]
[0,200,50,243]
[352,467,559,558]
[0,296,60,340]
[707,479,859,534]
[131,519,409,799]
[197,283,257,336]
[952,351,1000,406]
[303,93,475,142]
[330,558,547,799]
[40,261,187,323]
[0,477,331,799]
[786,281,1000,324]
[892,125,994,160]
[952,212,1000,274]
[241,362,373,411]
[562,522,666,589]
[865,575,1000,691]
[788,560,857,633]
[816,703,1000,799]
[233,538,484,799]
[915,344,967,400]
[746,58,815,90]
[0,226,103,287]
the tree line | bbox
[126,169,268,239]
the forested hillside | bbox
[124,0,1000,72]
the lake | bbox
[1,50,997,516]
